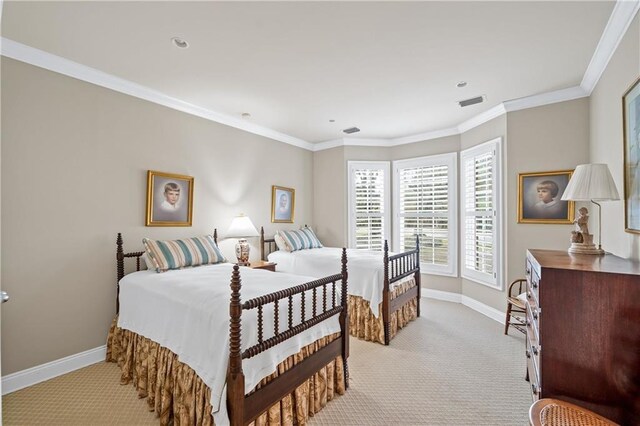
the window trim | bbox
[347,161,391,250]
[459,137,504,290]
[393,152,458,277]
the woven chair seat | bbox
[530,399,619,426]
[507,296,526,310]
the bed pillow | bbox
[274,232,292,252]
[278,228,323,252]
[143,235,226,273]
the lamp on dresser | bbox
[560,163,620,255]
[226,214,260,266]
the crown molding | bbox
[1,0,636,153]
[457,103,507,134]
[503,85,589,113]
[581,0,640,95]
[0,37,314,151]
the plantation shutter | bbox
[394,153,457,276]
[348,162,390,251]
[461,139,502,289]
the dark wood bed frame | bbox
[115,232,349,426]
[260,227,421,345]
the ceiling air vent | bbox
[343,127,360,134]
[458,95,485,107]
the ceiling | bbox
[1,1,616,144]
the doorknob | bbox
[1,291,9,303]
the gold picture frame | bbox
[623,76,640,234]
[146,170,194,226]
[271,185,295,223]
[517,170,574,224]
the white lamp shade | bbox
[561,164,620,201]
[226,215,259,238]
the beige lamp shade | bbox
[226,215,260,238]
[561,164,620,201]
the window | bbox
[347,161,390,250]
[460,138,503,290]
[393,153,457,276]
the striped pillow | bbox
[143,235,226,273]
[278,228,323,252]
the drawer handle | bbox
[526,268,530,275]
[533,311,539,320]
[532,346,539,356]
[527,292,532,300]
[526,349,531,358]
[525,319,530,327]
[532,281,538,289]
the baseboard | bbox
[422,289,462,303]
[2,345,106,395]
[423,290,505,325]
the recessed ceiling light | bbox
[329,119,335,123]
[241,112,251,118]
[456,81,467,88]
[171,37,189,49]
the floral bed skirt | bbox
[106,318,345,425]
[348,278,418,344]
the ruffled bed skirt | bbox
[348,278,418,344]
[106,318,345,425]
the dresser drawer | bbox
[526,260,540,304]
[526,323,541,400]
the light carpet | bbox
[3,299,530,425]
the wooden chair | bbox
[504,278,527,335]
[529,399,619,426]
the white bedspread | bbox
[268,247,390,318]
[118,263,341,424]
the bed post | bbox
[214,228,218,245]
[415,234,421,318]
[340,248,350,388]
[116,233,124,315]
[382,240,390,346]
[227,265,245,426]
[260,226,265,261]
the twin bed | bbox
[108,227,421,425]
[261,227,421,345]
[108,233,349,425]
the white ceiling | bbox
[1,1,616,144]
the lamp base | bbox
[235,239,251,266]
[568,243,604,256]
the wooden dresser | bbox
[525,249,640,425]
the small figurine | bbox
[574,207,589,236]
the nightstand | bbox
[248,261,277,272]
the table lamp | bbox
[561,163,620,255]
[226,214,259,266]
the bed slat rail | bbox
[382,235,421,345]
[242,273,343,358]
[228,248,349,426]
[116,233,145,314]
[260,226,277,261]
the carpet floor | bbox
[3,299,531,425]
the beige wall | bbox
[590,15,640,260]
[1,58,314,374]
[312,146,345,247]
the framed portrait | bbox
[517,170,574,224]
[146,170,194,226]
[271,185,295,223]
[623,76,640,233]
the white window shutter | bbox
[460,139,503,289]
[348,162,390,250]
[393,153,457,277]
